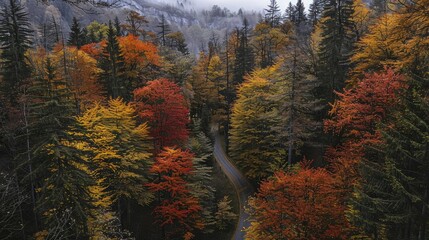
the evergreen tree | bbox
[68,17,85,48]
[294,0,306,25]
[316,0,355,114]
[114,16,122,36]
[308,0,324,26]
[157,14,170,46]
[233,18,254,86]
[264,0,281,28]
[27,57,93,238]
[0,0,33,102]
[351,92,429,240]
[98,20,125,99]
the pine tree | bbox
[233,18,254,86]
[98,20,125,99]
[264,0,281,28]
[316,0,355,113]
[114,16,122,36]
[157,14,170,46]
[308,0,324,26]
[27,57,93,238]
[68,17,85,48]
[351,92,429,240]
[0,0,33,102]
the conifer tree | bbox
[351,92,429,239]
[68,17,85,48]
[233,18,254,86]
[157,14,170,46]
[316,0,355,112]
[0,0,33,102]
[264,0,281,28]
[98,20,125,99]
[28,57,93,238]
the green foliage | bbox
[68,17,86,48]
[316,0,355,106]
[215,196,237,230]
[98,21,126,99]
[0,0,33,101]
[350,91,429,239]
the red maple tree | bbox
[247,162,348,240]
[134,78,189,152]
[146,147,203,239]
[324,67,406,188]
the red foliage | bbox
[324,68,406,187]
[80,42,105,60]
[248,167,348,240]
[146,147,203,237]
[134,78,189,152]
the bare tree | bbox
[0,172,27,239]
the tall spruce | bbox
[308,0,324,26]
[27,57,93,238]
[351,91,429,240]
[316,0,355,113]
[98,20,125,99]
[68,17,85,48]
[233,18,254,86]
[157,14,170,46]
[0,0,33,102]
[264,0,281,28]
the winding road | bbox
[213,133,253,240]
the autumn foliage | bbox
[247,163,348,240]
[134,78,189,152]
[147,147,203,238]
[324,68,406,187]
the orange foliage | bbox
[147,147,203,238]
[134,78,189,152]
[324,68,406,187]
[80,42,105,60]
[118,35,159,67]
[247,165,348,240]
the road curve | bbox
[213,133,253,240]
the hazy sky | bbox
[191,0,314,12]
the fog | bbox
[157,0,313,12]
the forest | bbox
[0,0,428,239]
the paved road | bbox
[213,134,253,240]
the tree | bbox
[233,19,255,86]
[308,0,324,26]
[157,14,170,46]
[68,17,85,48]
[147,147,203,239]
[246,164,348,240]
[98,20,125,99]
[229,66,285,180]
[316,0,355,109]
[46,45,103,111]
[325,68,406,192]
[350,91,429,239]
[118,34,160,96]
[123,11,151,39]
[215,196,237,230]
[26,57,93,238]
[77,98,153,227]
[0,0,33,102]
[251,22,289,68]
[264,0,281,28]
[134,78,189,153]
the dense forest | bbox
[0,0,428,239]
